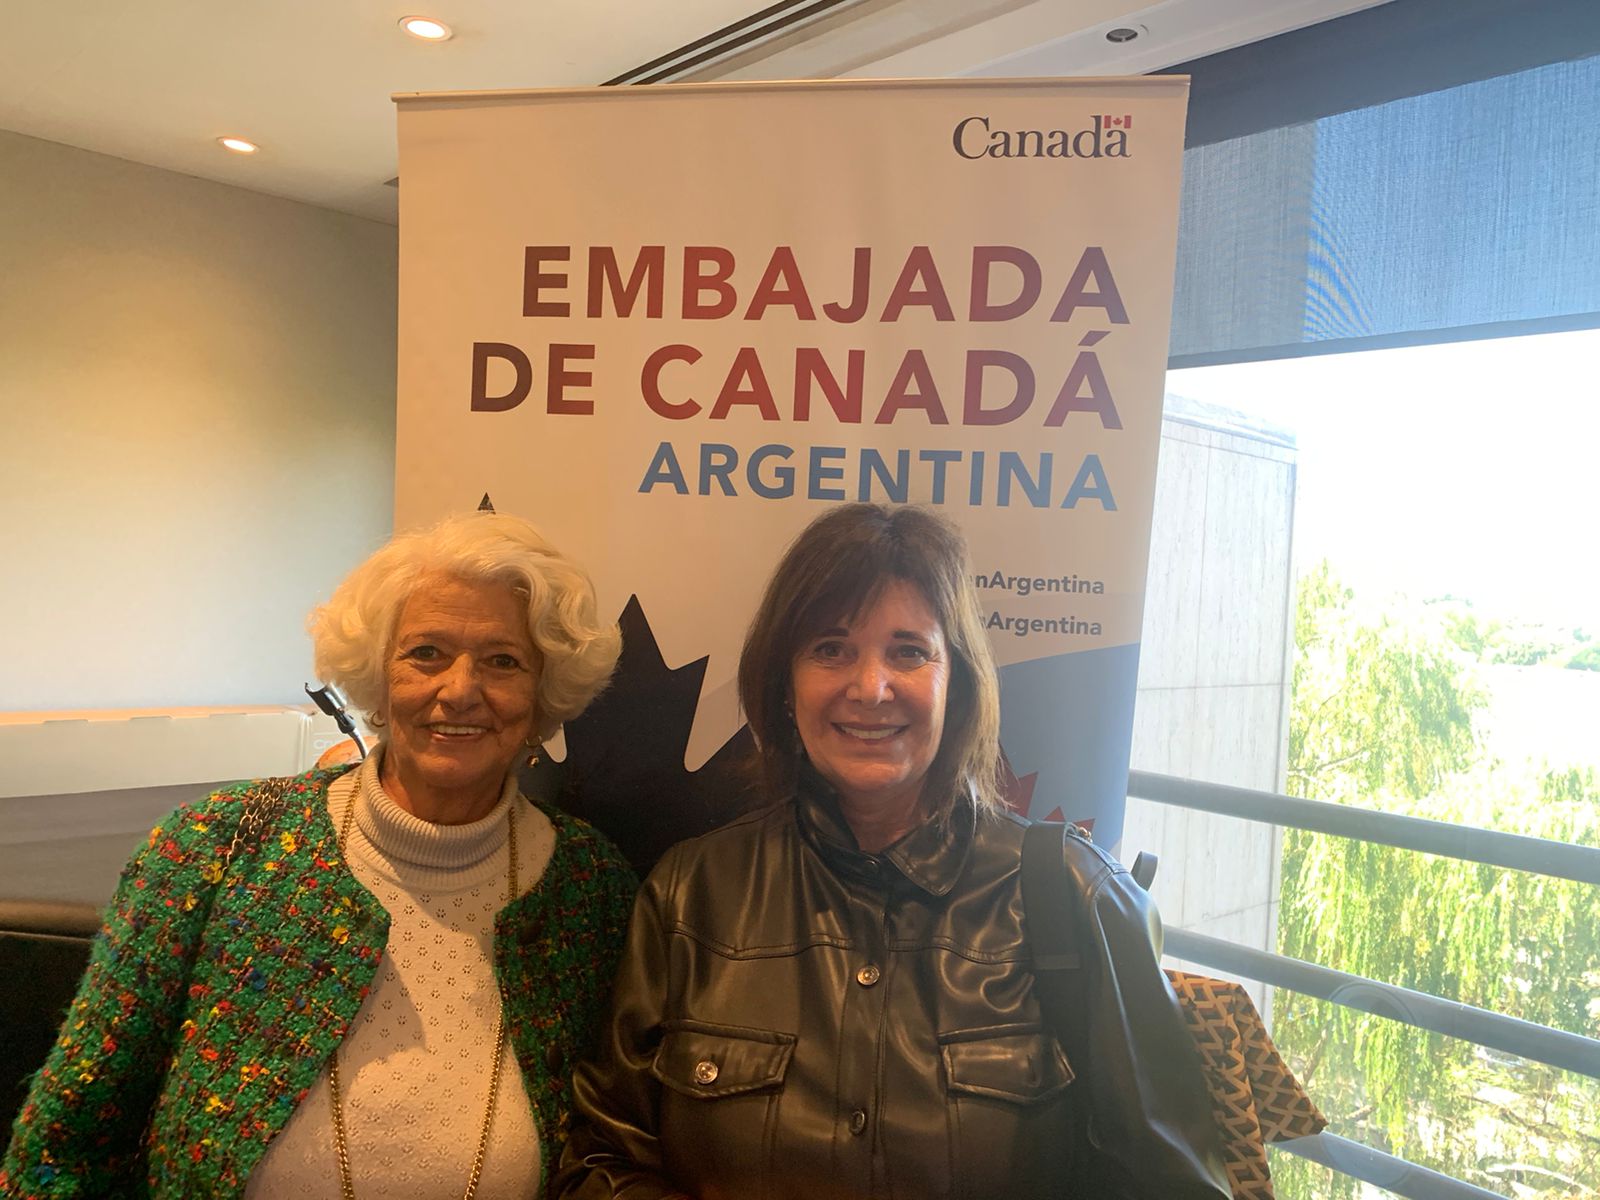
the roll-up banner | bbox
[394,78,1189,866]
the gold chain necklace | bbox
[329,789,519,1200]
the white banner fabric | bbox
[394,77,1188,848]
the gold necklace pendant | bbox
[329,790,520,1200]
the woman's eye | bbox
[810,641,846,661]
[488,653,522,670]
[405,644,440,662]
[894,644,931,663]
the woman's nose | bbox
[846,656,893,705]
[437,654,482,701]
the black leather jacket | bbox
[555,778,1229,1200]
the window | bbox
[1128,2,1600,1193]
[1143,332,1600,1197]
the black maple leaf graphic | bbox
[522,595,760,876]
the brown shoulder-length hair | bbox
[737,503,1002,819]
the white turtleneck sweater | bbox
[246,751,555,1199]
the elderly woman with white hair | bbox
[2,513,637,1200]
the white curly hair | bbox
[309,512,620,741]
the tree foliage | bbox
[1568,645,1600,673]
[1289,563,1480,803]
[1441,606,1580,667]
[1271,562,1600,1199]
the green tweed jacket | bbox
[1,767,639,1200]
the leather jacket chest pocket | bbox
[652,1020,796,1199]
[940,1025,1076,1200]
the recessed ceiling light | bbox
[400,16,453,41]
[1105,25,1147,44]
[218,137,259,155]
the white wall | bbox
[0,130,397,712]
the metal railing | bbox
[1128,769,1600,1200]
[1130,771,1600,886]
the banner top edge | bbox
[390,75,1190,107]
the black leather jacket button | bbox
[849,1109,868,1136]
[856,964,881,987]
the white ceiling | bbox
[0,1,1388,224]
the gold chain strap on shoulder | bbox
[223,778,296,866]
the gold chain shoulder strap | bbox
[223,777,297,869]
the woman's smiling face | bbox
[790,578,950,819]
[381,574,540,821]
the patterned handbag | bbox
[1164,972,1327,1200]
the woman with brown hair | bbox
[556,502,1228,1200]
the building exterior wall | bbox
[1123,400,1298,1014]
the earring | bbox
[525,738,543,767]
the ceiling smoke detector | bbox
[1105,25,1147,44]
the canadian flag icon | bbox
[1103,114,1133,128]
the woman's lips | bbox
[834,723,905,742]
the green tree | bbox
[1288,562,1480,804]
[1437,603,1587,668]
[1567,644,1600,672]
[1271,563,1600,1199]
